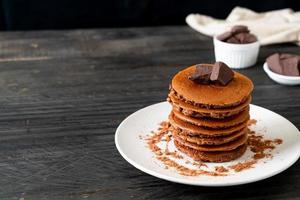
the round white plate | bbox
[115,102,300,186]
[263,62,300,85]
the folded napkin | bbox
[186,7,300,46]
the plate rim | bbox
[115,101,300,186]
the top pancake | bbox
[171,65,254,108]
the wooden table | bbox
[0,26,299,200]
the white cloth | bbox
[186,7,300,46]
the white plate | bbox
[115,102,300,186]
[263,62,300,85]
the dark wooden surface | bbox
[0,26,299,200]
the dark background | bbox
[0,0,299,31]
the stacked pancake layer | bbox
[168,65,253,162]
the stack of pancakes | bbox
[168,65,253,162]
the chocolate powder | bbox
[144,120,283,176]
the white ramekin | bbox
[213,37,260,69]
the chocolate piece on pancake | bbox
[174,140,247,162]
[171,65,253,108]
[172,127,247,145]
[188,64,212,84]
[172,107,250,129]
[169,112,248,137]
[187,62,234,86]
[210,62,234,85]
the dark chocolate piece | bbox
[281,57,300,76]
[267,53,300,76]
[231,25,249,34]
[226,36,240,44]
[189,64,213,84]
[280,53,297,59]
[210,62,234,85]
[233,33,246,43]
[267,53,282,74]
[234,33,257,44]
[244,34,257,43]
[217,25,257,44]
[217,31,233,41]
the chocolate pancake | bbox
[172,107,250,129]
[173,132,247,152]
[169,112,248,137]
[172,127,247,145]
[168,91,251,119]
[174,140,247,162]
[171,65,253,108]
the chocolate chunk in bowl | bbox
[266,53,300,76]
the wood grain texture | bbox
[0,26,298,200]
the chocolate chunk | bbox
[226,36,240,44]
[280,53,297,59]
[281,57,300,76]
[233,33,246,43]
[217,25,257,44]
[231,25,249,34]
[210,62,234,85]
[217,31,233,41]
[267,53,282,74]
[189,62,234,86]
[234,33,257,44]
[244,33,257,43]
[234,33,247,44]
[267,53,300,76]
[189,64,213,84]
